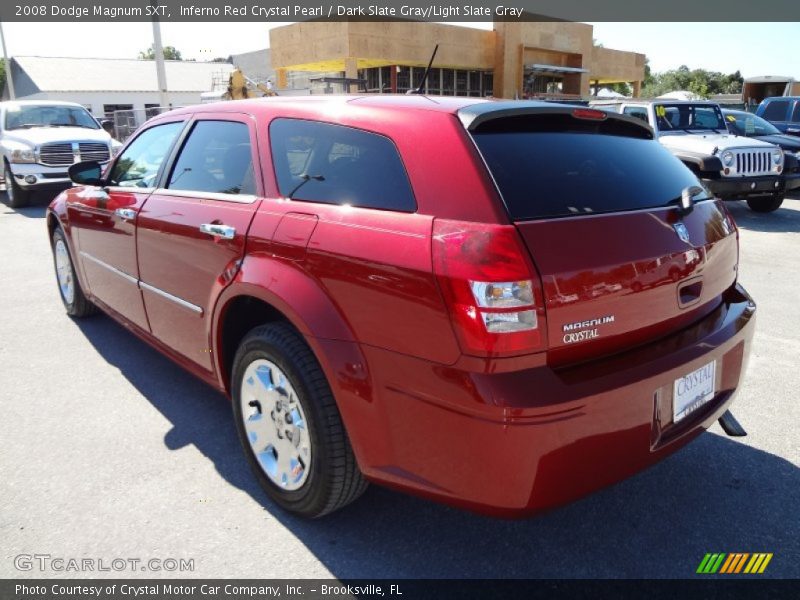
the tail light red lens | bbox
[572,108,607,121]
[432,219,546,357]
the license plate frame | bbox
[673,360,716,423]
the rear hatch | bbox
[462,104,738,365]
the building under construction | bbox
[269,21,646,99]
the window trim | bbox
[267,116,418,213]
[158,115,260,202]
[791,100,800,123]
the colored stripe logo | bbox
[696,553,773,574]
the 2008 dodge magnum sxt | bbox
[47,96,756,517]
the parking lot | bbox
[1,191,798,579]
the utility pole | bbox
[0,21,15,100]
[150,0,169,109]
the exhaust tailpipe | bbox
[718,410,747,437]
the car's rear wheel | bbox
[746,195,783,213]
[232,323,367,518]
[51,228,98,317]
[4,164,30,208]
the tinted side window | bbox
[109,122,183,187]
[269,118,416,212]
[763,100,789,121]
[623,106,648,123]
[167,120,255,195]
[791,101,800,123]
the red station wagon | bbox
[47,97,756,518]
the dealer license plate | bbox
[673,361,716,423]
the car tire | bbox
[4,164,31,208]
[232,322,367,518]
[51,227,98,318]
[746,195,784,213]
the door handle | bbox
[115,208,137,221]
[199,223,236,239]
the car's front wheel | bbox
[232,323,367,518]
[51,227,98,317]
[746,195,784,213]
[4,164,30,208]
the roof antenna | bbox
[407,44,438,95]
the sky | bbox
[1,21,798,77]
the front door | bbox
[135,114,262,373]
[67,120,185,330]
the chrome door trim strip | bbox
[79,251,138,285]
[139,281,204,316]
[153,188,258,204]
[79,251,203,316]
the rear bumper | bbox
[322,283,756,517]
[704,175,783,199]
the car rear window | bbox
[470,114,705,220]
[762,100,789,121]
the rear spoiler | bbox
[457,101,654,137]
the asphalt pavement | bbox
[1,190,798,579]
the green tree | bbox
[0,60,6,97]
[641,66,743,98]
[138,45,183,60]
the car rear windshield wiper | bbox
[666,186,711,207]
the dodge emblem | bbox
[673,222,690,243]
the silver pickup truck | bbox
[590,99,800,213]
[1,100,120,208]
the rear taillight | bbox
[432,219,545,357]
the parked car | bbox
[0,100,121,208]
[722,109,800,192]
[47,97,756,518]
[755,96,800,137]
[591,99,790,212]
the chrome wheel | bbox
[54,239,75,305]
[240,359,311,491]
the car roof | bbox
[164,94,492,119]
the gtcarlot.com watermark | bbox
[14,554,195,573]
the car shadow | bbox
[73,315,800,579]
[1,190,53,218]
[725,195,800,234]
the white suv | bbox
[1,100,121,207]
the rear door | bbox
[467,109,738,365]
[135,114,261,373]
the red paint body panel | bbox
[65,187,150,330]
[47,96,757,517]
[136,193,260,371]
[516,199,738,365]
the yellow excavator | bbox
[225,68,277,100]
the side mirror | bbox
[68,161,104,186]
